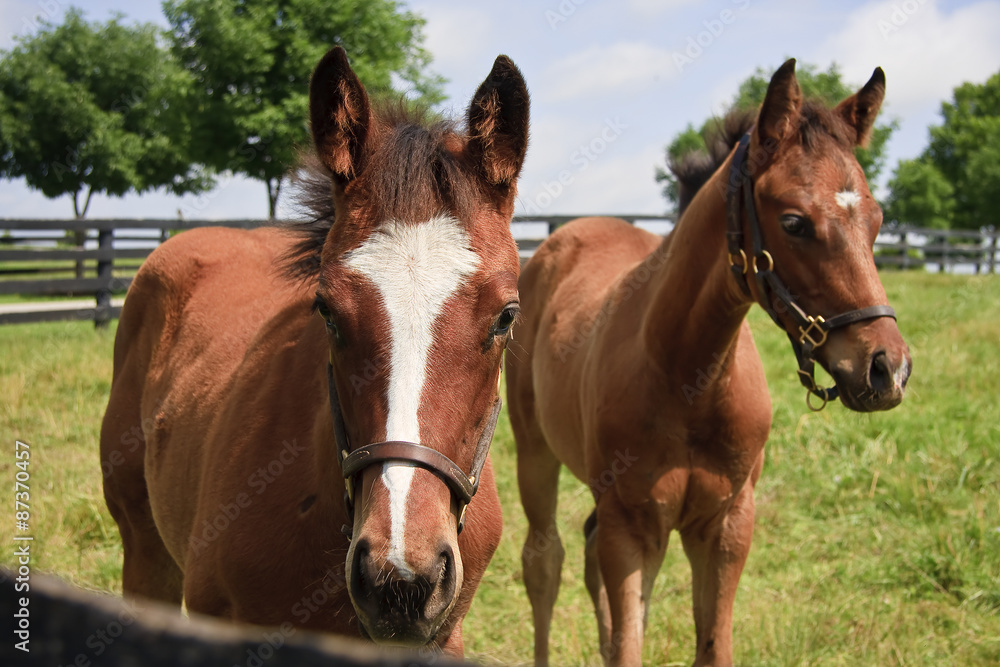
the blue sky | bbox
[2,0,999,220]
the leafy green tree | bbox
[164,0,446,219]
[883,159,955,229]
[921,71,1000,230]
[656,62,897,211]
[0,9,210,218]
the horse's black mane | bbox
[281,101,477,281]
[669,110,755,216]
[670,101,856,216]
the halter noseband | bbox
[726,133,896,411]
[327,362,501,536]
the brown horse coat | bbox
[507,60,910,666]
[101,47,529,655]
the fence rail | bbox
[1,217,996,326]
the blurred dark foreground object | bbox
[1,568,475,667]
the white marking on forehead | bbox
[344,214,480,572]
[835,189,862,210]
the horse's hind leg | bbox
[101,373,183,607]
[510,403,564,666]
[583,509,613,661]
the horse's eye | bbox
[492,305,519,337]
[781,214,809,237]
[315,298,340,339]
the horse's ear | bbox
[835,67,885,147]
[467,55,530,187]
[309,47,371,183]
[753,58,802,156]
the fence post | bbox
[95,227,113,329]
[900,231,909,271]
[974,233,983,275]
[990,232,997,274]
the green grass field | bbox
[2,272,998,665]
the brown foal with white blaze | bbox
[100,47,528,654]
[507,59,911,666]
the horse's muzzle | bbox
[349,537,459,645]
[833,345,911,412]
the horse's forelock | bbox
[281,102,482,282]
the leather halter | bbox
[725,133,896,411]
[327,363,502,536]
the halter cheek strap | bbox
[327,362,502,536]
[726,133,896,411]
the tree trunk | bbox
[267,177,283,220]
[71,188,94,280]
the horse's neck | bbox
[640,157,753,378]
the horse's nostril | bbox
[869,351,892,394]
[351,540,374,596]
[439,548,451,576]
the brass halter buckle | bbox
[798,315,828,349]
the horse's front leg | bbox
[436,620,464,657]
[595,489,668,667]
[679,467,760,667]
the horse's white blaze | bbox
[381,464,417,578]
[344,215,480,574]
[835,189,861,210]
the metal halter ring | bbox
[729,249,748,275]
[805,388,830,412]
[797,369,831,412]
[751,250,774,274]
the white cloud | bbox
[418,3,494,78]
[517,135,666,215]
[542,41,677,102]
[1,0,57,50]
[627,0,700,19]
[815,0,1000,116]
[556,144,666,214]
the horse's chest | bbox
[610,417,763,519]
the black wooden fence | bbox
[0,218,260,326]
[1,217,996,326]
